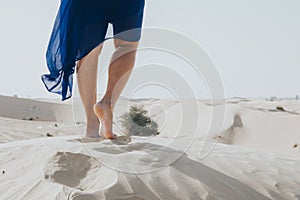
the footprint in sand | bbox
[44,152,117,192]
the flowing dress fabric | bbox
[41,0,145,100]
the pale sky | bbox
[0,0,299,100]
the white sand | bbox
[0,95,300,200]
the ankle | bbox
[86,118,99,128]
[86,124,99,132]
[98,98,112,106]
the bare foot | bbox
[93,100,116,139]
[85,118,100,138]
[85,127,100,138]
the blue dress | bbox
[41,0,145,100]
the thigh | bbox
[114,39,139,49]
[112,0,145,42]
[70,0,111,60]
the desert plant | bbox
[120,105,159,137]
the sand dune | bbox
[0,95,300,199]
[0,95,85,123]
[1,136,299,199]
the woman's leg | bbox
[77,45,103,138]
[94,39,139,139]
